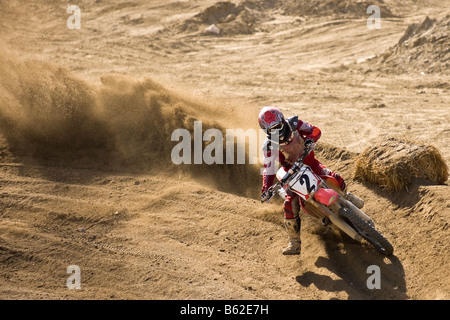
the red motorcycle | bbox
[261,143,393,256]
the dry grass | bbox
[354,136,448,191]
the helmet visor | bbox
[267,121,284,135]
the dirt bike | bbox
[261,143,394,256]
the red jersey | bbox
[261,116,322,193]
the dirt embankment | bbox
[367,14,450,75]
[166,0,396,36]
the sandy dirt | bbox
[0,0,449,300]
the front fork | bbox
[304,199,363,242]
[317,180,374,226]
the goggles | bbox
[268,121,284,135]
[267,121,295,147]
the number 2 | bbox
[299,174,315,193]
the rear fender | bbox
[313,188,339,206]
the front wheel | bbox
[339,207,394,256]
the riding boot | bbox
[282,217,301,255]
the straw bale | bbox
[354,137,448,191]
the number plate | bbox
[288,166,319,200]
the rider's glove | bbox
[305,138,314,148]
[261,190,270,203]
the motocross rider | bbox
[258,106,364,255]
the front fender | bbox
[313,188,338,206]
[320,175,346,196]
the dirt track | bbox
[0,0,449,300]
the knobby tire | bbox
[339,207,394,256]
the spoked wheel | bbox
[339,207,394,256]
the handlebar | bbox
[261,142,316,204]
[280,143,314,185]
[260,183,279,203]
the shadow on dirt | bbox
[358,176,439,209]
[296,231,408,300]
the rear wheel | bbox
[339,207,394,256]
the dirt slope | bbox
[365,14,450,75]
[0,0,449,300]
